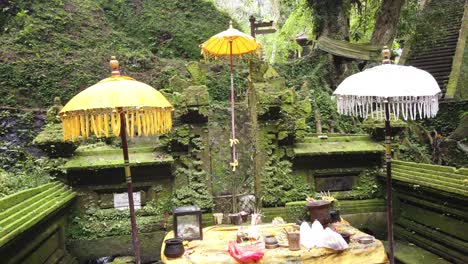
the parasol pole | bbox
[119,108,141,264]
[384,101,395,264]
[382,46,395,264]
[229,39,238,213]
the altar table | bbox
[161,223,388,264]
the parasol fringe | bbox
[104,114,109,138]
[125,112,130,136]
[335,95,439,121]
[136,111,142,137]
[130,111,135,139]
[61,108,173,141]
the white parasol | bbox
[333,46,441,264]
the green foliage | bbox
[420,101,468,137]
[172,167,213,211]
[285,201,308,222]
[396,128,432,164]
[67,207,165,240]
[206,62,249,102]
[276,56,363,134]
[261,0,314,63]
[0,110,62,197]
[0,110,37,143]
[261,157,309,207]
[100,0,231,59]
[348,169,383,199]
[0,156,56,197]
[349,0,380,42]
[0,0,232,108]
[406,0,463,51]
[396,0,421,41]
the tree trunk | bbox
[308,0,350,40]
[307,0,351,87]
[371,0,406,46]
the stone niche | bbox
[292,134,384,195]
[61,140,174,213]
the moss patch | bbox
[294,137,384,156]
[63,151,173,170]
[0,0,232,108]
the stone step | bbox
[395,226,468,263]
[392,167,464,186]
[396,192,468,219]
[387,172,467,197]
[0,183,75,247]
[0,182,57,212]
[0,185,68,226]
[392,169,463,191]
[396,217,468,254]
[384,240,451,264]
[393,161,467,180]
[398,202,467,241]
[408,56,454,64]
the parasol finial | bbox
[110,56,121,76]
[382,46,391,64]
[229,20,233,29]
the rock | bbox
[169,75,190,93]
[182,85,209,107]
[263,65,280,79]
[32,123,78,157]
[186,61,207,85]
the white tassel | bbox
[365,99,369,119]
[381,102,385,120]
[418,100,423,119]
[402,99,408,120]
[409,98,414,120]
[396,100,400,120]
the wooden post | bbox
[249,15,256,38]
[119,108,141,264]
[380,45,394,264]
[249,15,276,38]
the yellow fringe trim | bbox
[60,108,173,141]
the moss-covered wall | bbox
[208,103,253,198]
[390,160,468,263]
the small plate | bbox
[356,236,374,244]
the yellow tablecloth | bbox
[161,223,388,264]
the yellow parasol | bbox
[59,57,173,264]
[200,21,260,173]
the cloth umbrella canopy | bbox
[333,47,441,264]
[59,57,173,264]
[200,21,260,212]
